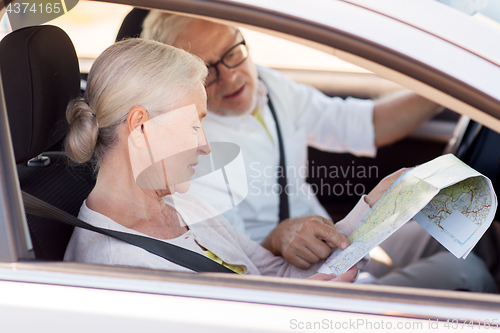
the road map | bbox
[318,154,497,276]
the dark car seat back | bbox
[0,25,95,260]
[453,119,500,288]
[115,8,150,42]
[456,122,500,191]
[0,25,76,162]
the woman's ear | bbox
[128,106,150,148]
[128,106,150,133]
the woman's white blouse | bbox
[64,193,371,278]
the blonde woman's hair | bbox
[64,38,207,168]
[141,10,199,45]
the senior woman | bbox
[63,38,371,281]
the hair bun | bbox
[64,97,99,163]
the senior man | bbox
[141,11,496,291]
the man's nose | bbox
[216,63,237,83]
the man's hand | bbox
[261,168,408,269]
[261,215,349,269]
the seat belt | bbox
[21,191,235,274]
[267,94,290,222]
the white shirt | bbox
[190,65,376,243]
[63,192,371,277]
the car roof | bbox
[340,0,500,67]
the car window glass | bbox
[239,27,368,73]
[439,0,500,30]
[0,1,403,101]
[0,1,498,73]
[0,2,368,74]
[0,1,403,100]
[0,2,132,72]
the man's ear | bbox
[128,106,150,148]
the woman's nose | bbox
[198,128,211,155]
[199,141,211,155]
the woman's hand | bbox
[306,266,358,283]
[364,168,408,208]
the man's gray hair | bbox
[141,10,198,45]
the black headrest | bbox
[116,8,150,42]
[0,25,80,164]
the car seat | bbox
[115,8,150,41]
[0,25,95,260]
[449,117,500,289]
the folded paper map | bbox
[318,154,497,276]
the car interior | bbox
[0,24,95,260]
[112,7,462,221]
[1,5,500,292]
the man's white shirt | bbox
[188,65,376,243]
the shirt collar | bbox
[255,78,269,112]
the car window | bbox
[0,0,497,281]
[19,2,370,74]
[0,2,370,72]
[2,1,403,102]
[452,0,500,30]
[0,0,459,263]
[47,2,132,72]
[0,1,400,99]
[29,2,373,77]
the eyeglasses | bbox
[205,39,249,87]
